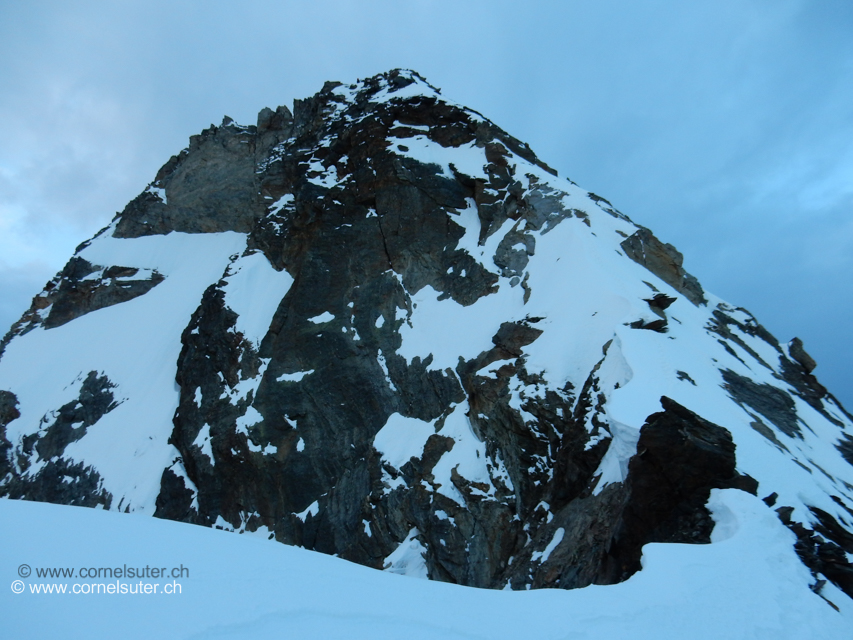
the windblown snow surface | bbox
[2,494,852,639]
[2,71,853,634]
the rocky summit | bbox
[1,69,852,601]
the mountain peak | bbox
[1,70,852,608]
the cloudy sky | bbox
[1,0,851,407]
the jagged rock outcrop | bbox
[0,257,164,355]
[620,227,707,306]
[0,390,19,482]
[1,70,852,601]
[0,372,117,508]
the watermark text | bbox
[11,562,189,595]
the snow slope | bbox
[2,494,851,639]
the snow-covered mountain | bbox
[1,69,851,611]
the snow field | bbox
[2,491,850,639]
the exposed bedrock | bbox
[621,227,707,306]
[0,257,164,356]
[0,377,116,508]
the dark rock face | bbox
[2,458,112,508]
[706,309,844,430]
[0,256,164,355]
[604,398,754,580]
[789,337,817,373]
[777,339,850,429]
[43,261,165,330]
[35,371,119,460]
[141,71,738,588]
[620,227,707,306]
[838,434,853,467]
[721,368,802,439]
[113,114,285,238]
[706,305,779,369]
[777,506,853,599]
[496,397,751,589]
[0,374,116,508]
[0,390,20,482]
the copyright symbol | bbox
[18,564,31,578]
[11,580,25,594]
